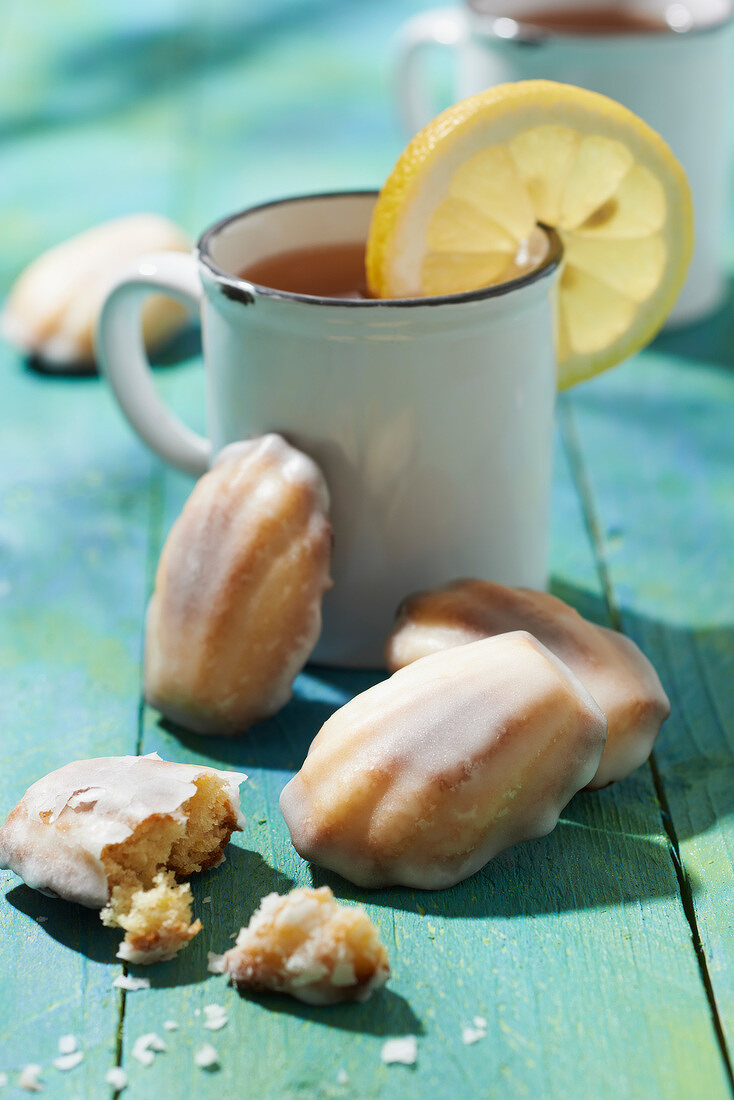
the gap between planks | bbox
[558,394,734,1093]
[109,465,167,1095]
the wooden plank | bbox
[0,357,155,1091]
[563,349,734,1078]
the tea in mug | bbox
[513,6,671,33]
[240,228,549,300]
[240,242,370,299]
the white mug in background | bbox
[395,0,733,325]
[97,192,562,667]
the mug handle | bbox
[394,6,468,134]
[96,251,211,477]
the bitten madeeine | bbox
[280,632,607,890]
[144,434,333,735]
[0,754,246,963]
[385,579,670,788]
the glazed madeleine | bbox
[144,434,333,735]
[0,754,246,963]
[280,632,607,890]
[385,579,670,788]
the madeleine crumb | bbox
[380,1037,418,1066]
[112,975,150,992]
[105,1067,128,1090]
[53,1051,84,1072]
[194,1044,219,1069]
[210,886,389,1005]
[131,1033,166,1068]
[18,1064,43,1092]
[202,1004,228,1031]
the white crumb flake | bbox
[113,975,151,992]
[18,1064,43,1091]
[203,1004,228,1031]
[163,1020,179,1032]
[462,1015,488,1045]
[0,1072,7,1087]
[36,916,48,924]
[337,1068,349,1085]
[194,1043,219,1069]
[106,1067,128,1090]
[203,896,211,904]
[57,1036,78,1056]
[53,1051,84,1071]
[380,1036,418,1066]
[131,1033,167,1067]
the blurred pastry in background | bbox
[386,579,670,788]
[145,434,333,736]
[0,213,191,371]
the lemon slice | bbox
[366,81,693,389]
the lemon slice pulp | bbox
[366,81,693,389]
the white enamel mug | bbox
[395,0,733,324]
[97,192,562,667]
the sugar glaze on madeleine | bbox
[145,434,333,736]
[280,632,607,890]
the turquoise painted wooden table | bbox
[1,2,733,1096]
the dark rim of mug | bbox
[466,2,734,43]
[196,190,563,308]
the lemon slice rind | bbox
[366,81,693,389]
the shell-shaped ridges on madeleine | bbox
[144,435,332,735]
[280,632,607,890]
[386,579,669,787]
